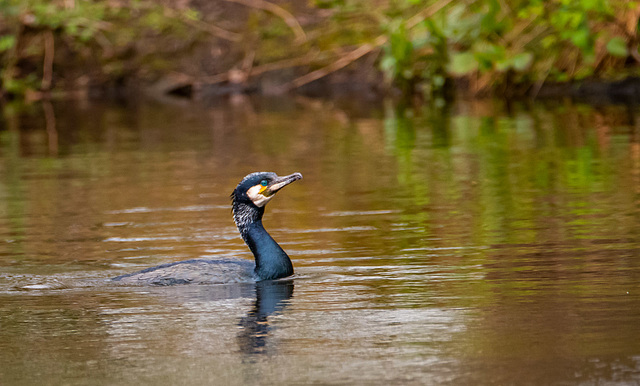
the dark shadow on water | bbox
[237,280,294,356]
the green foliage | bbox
[373,0,639,95]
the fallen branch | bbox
[249,51,318,76]
[197,51,319,85]
[162,51,318,93]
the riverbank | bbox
[2,1,639,104]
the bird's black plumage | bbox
[112,172,303,285]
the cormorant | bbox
[112,172,303,285]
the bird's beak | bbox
[264,172,303,196]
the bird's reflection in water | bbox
[237,280,294,355]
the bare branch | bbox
[282,0,454,91]
[197,52,319,85]
[163,7,242,42]
[406,0,456,29]
[281,37,387,92]
[225,0,307,43]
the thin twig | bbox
[406,0,455,29]
[181,17,242,42]
[250,52,317,76]
[42,30,54,90]
[530,55,556,99]
[162,7,242,42]
[225,0,307,43]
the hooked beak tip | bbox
[266,172,303,195]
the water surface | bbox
[0,97,639,385]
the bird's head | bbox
[231,172,303,208]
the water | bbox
[0,96,639,385]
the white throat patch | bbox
[246,184,274,207]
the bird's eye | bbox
[260,180,269,187]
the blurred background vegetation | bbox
[1,0,639,101]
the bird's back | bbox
[112,258,256,286]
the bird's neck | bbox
[233,202,294,280]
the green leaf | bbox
[495,59,511,72]
[0,35,16,52]
[449,52,478,75]
[606,36,628,57]
[570,28,591,51]
[512,52,533,71]
[432,75,445,88]
[380,55,397,75]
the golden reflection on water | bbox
[0,97,639,384]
